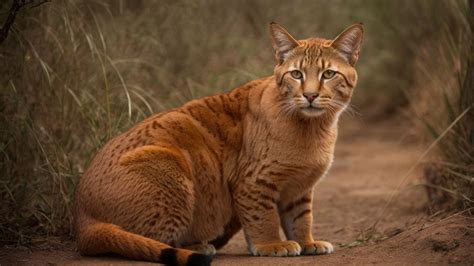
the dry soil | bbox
[1,117,473,265]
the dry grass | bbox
[0,0,469,247]
[408,1,473,211]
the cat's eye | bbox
[322,70,336,79]
[290,70,303,79]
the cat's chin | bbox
[299,107,326,117]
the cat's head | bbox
[269,22,363,118]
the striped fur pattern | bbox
[74,22,363,265]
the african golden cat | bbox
[74,22,363,265]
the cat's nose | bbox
[303,92,319,103]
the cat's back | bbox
[76,77,269,194]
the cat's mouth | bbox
[300,106,326,116]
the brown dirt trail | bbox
[1,118,473,265]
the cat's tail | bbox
[76,220,211,266]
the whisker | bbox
[276,101,297,119]
[343,104,362,117]
[329,99,362,117]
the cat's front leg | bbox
[233,179,301,257]
[280,191,334,255]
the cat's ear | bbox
[269,22,300,64]
[331,23,364,66]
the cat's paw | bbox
[251,240,301,256]
[301,240,334,255]
[184,243,217,256]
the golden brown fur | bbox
[74,22,363,265]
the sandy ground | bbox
[1,117,473,265]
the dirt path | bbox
[1,118,473,265]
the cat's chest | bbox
[241,117,337,187]
[246,128,336,179]
[266,138,334,175]
[263,137,335,200]
[265,124,335,161]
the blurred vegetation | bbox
[0,0,471,246]
[408,1,473,211]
